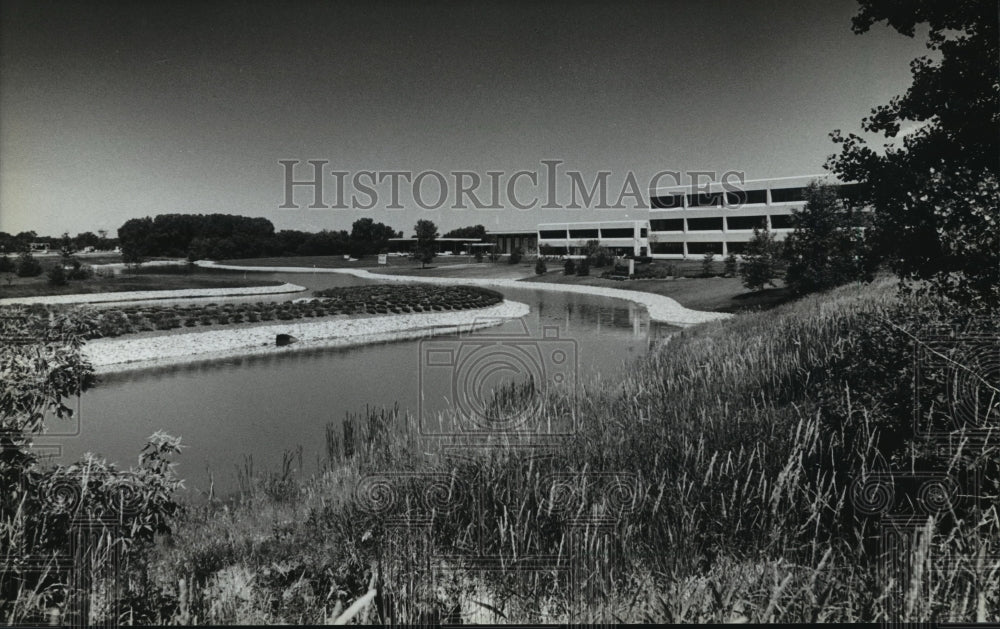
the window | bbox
[770,187,806,203]
[650,242,684,254]
[651,193,684,209]
[539,230,566,239]
[600,228,636,238]
[650,218,684,232]
[640,228,648,237]
[569,229,599,239]
[769,214,794,229]
[686,192,724,207]
[726,215,767,230]
[686,217,723,231]
[726,241,748,255]
[687,242,723,255]
[724,189,767,206]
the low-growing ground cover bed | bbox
[0,285,504,341]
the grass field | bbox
[0,260,281,299]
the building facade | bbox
[536,220,649,257]
[646,174,841,259]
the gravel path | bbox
[0,282,306,306]
[84,300,529,374]
[196,261,732,327]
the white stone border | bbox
[0,282,306,306]
[84,300,529,374]
[196,261,731,327]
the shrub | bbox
[47,264,67,286]
[576,258,590,276]
[0,253,14,273]
[15,251,42,277]
[740,227,780,290]
[563,258,576,275]
[67,260,92,280]
[724,252,739,277]
[535,257,547,275]
[508,247,523,264]
[701,251,716,277]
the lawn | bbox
[222,254,478,269]
[0,262,282,299]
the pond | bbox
[38,271,678,496]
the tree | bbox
[15,251,42,277]
[740,227,780,291]
[351,218,401,257]
[826,0,999,310]
[47,264,67,286]
[508,246,524,265]
[0,253,14,273]
[724,252,739,277]
[442,225,487,240]
[782,182,871,295]
[584,239,612,267]
[414,219,438,268]
[701,251,716,277]
[535,256,547,274]
[59,232,76,262]
[563,258,576,275]
[118,217,153,266]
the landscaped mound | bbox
[0,285,503,341]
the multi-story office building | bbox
[536,220,649,257]
[646,174,843,259]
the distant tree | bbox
[724,252,739,277]
[826,0,999,310]
[15,251,42,277]
[740,227,780,291]
[414,219,438,268]
[0,253,14,273]
[47,264,67,286]
[584,240,612,267]
[59,232,76,261]
[351,218,401,256]
[783,182,871,295]
[701,251,716,277]
[118,217,153,266]
[442,225,487,240]
[74,231,101,250]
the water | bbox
[38,272,677,495]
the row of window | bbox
[539,227,646,239]
[650,183,865,209]
[649,214,793,231]
[649,242,750,255]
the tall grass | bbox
[98,279,998,623]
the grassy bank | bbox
[117,278,997,624]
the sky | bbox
[0,0,929,237]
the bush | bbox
[741,227,781,290]
[0,253,14,273]
[724,252,739,277]
[701,252,716,277]
[576,258,590,276]
[535,257,547,275]
[563,258,576,275]
[47,264,67,286]
[15,251,42,277]
[509,247,524,264]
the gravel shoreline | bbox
[84,300,529,374]
[0,282,307,306]
[197,261,731,326]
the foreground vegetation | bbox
[7,279,989,624]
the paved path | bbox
[196,261,732,327]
